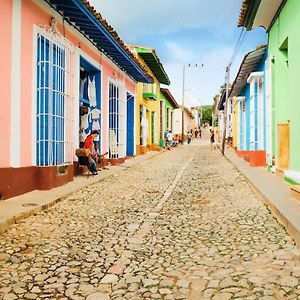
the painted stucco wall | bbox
[232,97,238,149]
[159,92,176,147]
[134,55,161,148]
[0,0,13,167]
[1,0,136,168]
[268,0,300,173]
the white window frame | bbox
[33,25,75,167]
[108,80,126,159]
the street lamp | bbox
[181,63,203,143]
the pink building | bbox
[0,0,151,199]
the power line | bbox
[229,27,246,65]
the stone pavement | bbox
[223,146,300,249]
[0,150,163,235]
[1,138,300,300]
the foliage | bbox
[201,105,213,126]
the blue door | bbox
[126,93,135,156]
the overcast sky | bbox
[89,0,266,107]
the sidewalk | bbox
[224,146,300,249]
[0,150,164,234]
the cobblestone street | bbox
[1,139,300,300]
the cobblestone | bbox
[1,139,300,299]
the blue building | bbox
[229,45,269,167]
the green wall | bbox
[159,92,176,147]
[268,0,300,172]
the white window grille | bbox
[140,105,147,146]
[250,82,255,150]
[36,26,74,166]
[257,79,264,150]
[108,82,126,158]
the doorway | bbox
[126,93,134,156]
[277,123,290,170]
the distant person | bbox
[210,129,215,150]
[195,128,199,138]
[167,130,173,149]
[163,129,169,148]
[187,131,192,144]
[173,135,179,147]
[199,127,202,138]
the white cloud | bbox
[89,0,242,40]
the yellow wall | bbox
[135,56,161,147]
[232,97,238,149]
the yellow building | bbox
[129,46,170,155]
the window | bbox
[108,82,125,158]
[36,31,74,166]
[160,101,163,139]
[166,108,170,129]
[140,105,147,146]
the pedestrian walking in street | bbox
[167,130,173,149]
[187,131,192,144]
[210,129,215,150]
[164,129,169,149]
[199,128,202,138]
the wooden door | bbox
[278,123,290,170]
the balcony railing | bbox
[143,83,157,100]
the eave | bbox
[160,88,179,109]
[45,0,152,83]
[238,0,285,31]
[135,47,170,85]
[229,45,267,98]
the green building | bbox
[159,88,180,148]
[238,0,300,184]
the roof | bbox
[160,88,179,109]
[238,0,285,30]
[46,0,152,83]
[179,106,194,119]
[130,46,170,85]
[229,45,267,98]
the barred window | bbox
[108,82,126,158]
[36,29,74,166]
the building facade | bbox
[159,88,179,147]
[173,106,195,139]
[0,0,151,199]
[129,46,170,155]
[230,46,268,167]
[238,0,300,182]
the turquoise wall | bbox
[268,0,300,172]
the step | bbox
[291,186,300,202]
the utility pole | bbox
[221,64,231,155]
[181,65,186,144]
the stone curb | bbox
[0,149,167,235]
[220,146,300,249]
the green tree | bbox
[201,105,213,125]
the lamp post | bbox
[181,64,203,143]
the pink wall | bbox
[18,0,136,166]
[0,0,13,167]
